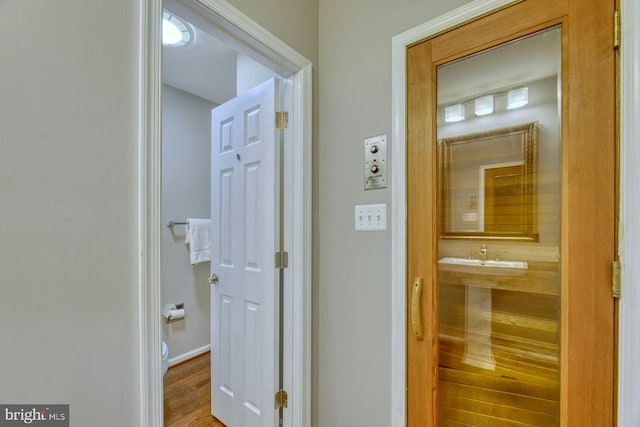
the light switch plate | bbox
[355,203,387,231]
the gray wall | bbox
[0,1,140,425]
[317,1,471,425]
[162,85,214,359]
[225,0,318,66]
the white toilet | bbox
[162,341,169,376]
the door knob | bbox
[208,274,219,285]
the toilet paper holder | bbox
[163,303,185,324]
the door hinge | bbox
[614,10,621,49]
[612,260,621,299]
[275,389,288,409]
[276,111,288,130]
[275,250,289,269]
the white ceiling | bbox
[162,18,237,105]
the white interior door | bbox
[210,78,280,427]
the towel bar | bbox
[166,221,188,228]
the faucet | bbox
[479,242,488,263]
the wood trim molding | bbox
[617,0,640,424]
[139,1,312,426]
[390,1,521,426]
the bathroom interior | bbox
[160,2,277,423]
[434,27,562,425]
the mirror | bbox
[439,122,538,241]
[436,27,561,243]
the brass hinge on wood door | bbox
[614,10,621,49]
[612,260,621,299]
[276,111,288,130]
[275,389,288,409]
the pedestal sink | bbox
[462,286,496,370]
[438,257,528,370]
[438,257,528,276]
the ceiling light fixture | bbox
[441,85,530,124]
[162,11,193,47]
[474,95,494,116]
[445,104,465,123]
[507,87,529,110]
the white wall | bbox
[0,1,140,425]
[162,85,214,359]
[618,0,640,425]
[236,54,277,95]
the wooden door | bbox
[210,78,280,427]
[484,164,525,233]
[406,0,616,425]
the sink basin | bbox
[438,257,528,276]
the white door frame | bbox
[390,1,522,425]
[138,1,312,426]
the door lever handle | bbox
[411,277,424,341]
[208,274,219,285]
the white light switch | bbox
[355,203,387,231]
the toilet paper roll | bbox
[167,308,185,321]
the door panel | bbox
[484,164,526,233]
[407,0,615,425]
[210,78,280,427]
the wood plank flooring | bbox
[164,351,226,427]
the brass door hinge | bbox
[275,250,288,269]
[276,111,288,130]
[612,260,621,299]
[275,389,288,409]
[614,10,621,49]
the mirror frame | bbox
[438,122,539,241]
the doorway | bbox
[139,1,312,426]
[393,0,616,425]
[161,7,283,425]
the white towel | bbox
[185,218,211,265]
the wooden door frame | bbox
[391,0,619,425]
[391,4,522,424]
[618,0,640,424]
[138,1,312,426]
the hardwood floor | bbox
[163,351,226,427]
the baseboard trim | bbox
[168,344,211,367]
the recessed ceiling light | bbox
[162,11,193,47]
